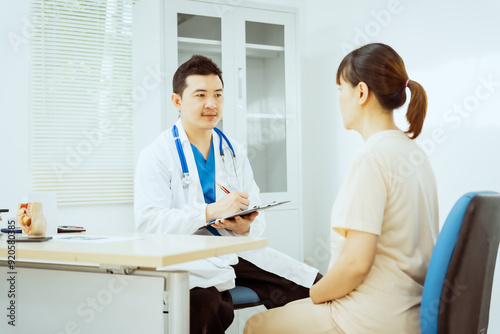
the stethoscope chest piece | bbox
[182,173,192,188]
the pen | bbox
[1,228,22,233]
[217,183,230,194]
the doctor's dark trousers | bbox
[189,257,322,334]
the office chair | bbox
[420,191,500,334]
[229,285,262,309]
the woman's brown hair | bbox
[336,43,427,139]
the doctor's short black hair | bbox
[173,55,224,96]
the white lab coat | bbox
[135,119,318,291]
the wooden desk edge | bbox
[0,236,268,269]
[158,237,268,267]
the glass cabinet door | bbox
[244,22,287,194]
[234,9,301,259]
[233,8,297,202]
[177,13,222,68]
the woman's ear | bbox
[357,82,369,105]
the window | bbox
[30,0,134,205]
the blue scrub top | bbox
[191,141,220,236]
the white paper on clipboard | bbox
[217,200,290,221]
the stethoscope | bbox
[172,125,239,189]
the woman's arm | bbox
[310,229,379,304]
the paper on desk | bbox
[52,235,139,243]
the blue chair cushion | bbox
[420,191,498,334]
[228,286,261,309]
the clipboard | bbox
[218,200,290,220]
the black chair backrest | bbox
[439,194,500,333]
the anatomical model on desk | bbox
[17,202,47,238]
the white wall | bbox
[0,1,135,233]
[0,0,30,217]
[300,0,500,268]
[299,0,500,331]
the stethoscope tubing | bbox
[173,125,189,173]
[214,127,236,157]
[172,125,236,188]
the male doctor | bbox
[135,55,320,334]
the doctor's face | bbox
[173,74,224,133]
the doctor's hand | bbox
[211,211,259,235]
[206,191,250,223]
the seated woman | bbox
[244,43,439,334]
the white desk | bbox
[0,233,267,334]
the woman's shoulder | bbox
[353,130,427,172]
[363,130,421,156]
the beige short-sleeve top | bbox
[329,130,439,334]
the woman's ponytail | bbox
[405,80,427,139]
